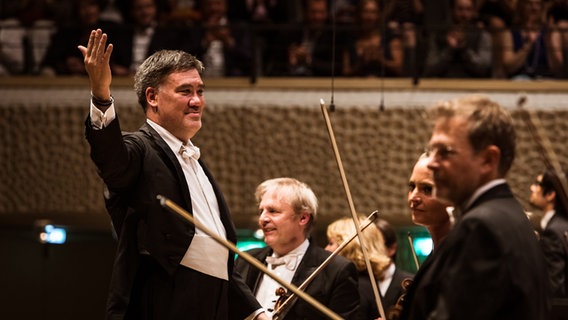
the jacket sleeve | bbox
[328,260,360,319]
[229,261,262,319]
[540,228,567,297]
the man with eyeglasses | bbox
[530,170,568,298]
[400,95,551,320]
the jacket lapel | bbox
[250,247,273,293]
[291,243,317,287]
[140,123,193,211]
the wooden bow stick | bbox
[273,210,380,319]
[517,96,568,215]
[157,195,343,320]
[320,98,387,320]
[407,232,420,271]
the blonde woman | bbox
[326,215,391,320]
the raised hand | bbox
[78,29,113,101]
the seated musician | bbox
[235,177,360,319]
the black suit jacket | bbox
[541,213,568,297]
[401,183,551,320]
[356,266,415,320]
[234,241,360,319]
[85,117,260,319]
[382,266,414,315]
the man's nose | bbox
[188,95,201,107]
[258,210,269,222]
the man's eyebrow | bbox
[176,83,205,90]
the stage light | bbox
[39,224,67,244]
[413,237,433,257]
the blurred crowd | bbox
[1,0,568,79]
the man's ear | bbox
[299,212,311,226]
[545,190,557,203]
[481,145,501,175]
[146,87,158,109]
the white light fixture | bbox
[38,223,67,244]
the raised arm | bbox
[78,29,114,110]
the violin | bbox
[385,232,421,319]
[273,287,288,314]
[386,278,413,320]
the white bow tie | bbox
[179,144,200,160]
[266,254,299,271]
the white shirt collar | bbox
[462,178,506,212]
[272,238,310,258]
[540,210,555,230]
[146,119,196,154]
[378,262,396,295]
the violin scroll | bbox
[386,277,413,320]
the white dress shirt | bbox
[540,210,555,230]
[256,239,310,318]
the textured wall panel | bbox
[1,87,567,244]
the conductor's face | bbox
[147,69,205,142]
[258,189,309,256]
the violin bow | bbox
[319,99,388,320]
[273,210,380,319]
[157,195,343,320]
[407,232,420,271]
[517,96,568,216]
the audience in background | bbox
[40,0,118,75]
[228,0,293,76]
[478,0,517,28]
[0,0,67,75]
[2,0,568,78]
[547,0,568,78]
[228,0,291,24]
[500,0,557,79]
[423,0,493,78]
[99,0,124,23]
[343,0,404,77]
[384,0,424,30]
[110,0,191,76]
[264,0,346,76]
[478,0,517,77]
[332,0,359,26]
[384,0,423,75]
[0,2,27,75]
[159,0,202,26]
[197,0,253,77]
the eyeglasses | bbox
[424,145,458,160]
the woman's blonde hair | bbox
[326,215,391,280]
